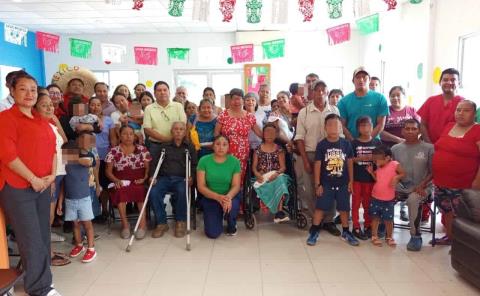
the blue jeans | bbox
[151,176,187,225]
[201,192,241,239]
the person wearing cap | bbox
[294,80,343,236]
[337,67,389,141]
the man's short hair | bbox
[439,68,460,82]
[324,113,341,125]
[94,82,109,91]
[313,80,327,91]
[371,76,381,83]
[402,118,420,128]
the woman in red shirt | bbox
[0,73,60,296]
[432,100,480,244]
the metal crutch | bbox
[126,148,165,252]
[185,149,192,251]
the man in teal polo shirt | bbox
[338,67,389,140]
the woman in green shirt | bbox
[197,135,241,238]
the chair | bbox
[0,269,24,296]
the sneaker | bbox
[121,228,131,239]
[378,222,386,239]
[152,224,169,238]
[364,227,372,239]
[306,230,320,246]
[273,211,290,223]
[400,210,409,222]
[323,222,341,236]
[175,221,187,238]
[46,288,63,296]
[407,235,423,252]
[69,245,85,258]
[429,235,451,245]
[81,248,97,263]
[135,228,146,240]
[352,228,368,241]
[226,226,237,236]
[50,232,65,242]
[341,230,360,246]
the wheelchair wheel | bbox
[296,212,308,229]
[244,213,256,230]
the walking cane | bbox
[185,149,192,251]
[126,148,166,252]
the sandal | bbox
[53,252,69,259]
[371,236,383,247]
[51,254,71,266]
[386,237,397,247]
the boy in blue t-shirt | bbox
[58,132,97,263]
[307,114,359,247]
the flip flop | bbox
[51,254,71,266]
[371,236,383,247]
[386,237,397,247]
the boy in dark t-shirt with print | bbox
[351,116,382,240]
[307,114,359,247]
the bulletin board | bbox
[243,64,271,93]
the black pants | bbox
[0,184,52,296]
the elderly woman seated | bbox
[150,122,197,238]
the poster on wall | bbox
[134,46,158,65]
[244,63,271,93]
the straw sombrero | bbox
[51,64,97,97]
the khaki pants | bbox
[294,152,335,222]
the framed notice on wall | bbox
[244,64,271,93]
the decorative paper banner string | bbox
[132,0,144,10]
[271,0,288,24]
[246,0,263,23]
[298,0,315,22]
[326,23,350,45]
[230,44,254,63]
[134,46,158,65]
[167,48,190,64]
[169,0,186,17]
[410,0,422,3]
[356,13,379,35]
[69,38,92,59]
[4,23,28,47]
[262,39,285,59]
[219,0,236,22]
[193,0,210,21]
[384,0,397,10]
[36,31,60,52]
[101,43,126,64]
[326,0,343,19]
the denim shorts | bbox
[368,197,395,221]
[315,184,350,212]
[434,186,463,213]
[65,196,94,222]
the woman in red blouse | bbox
[0,73,59,296]
[432,100,480,244]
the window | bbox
[0,65,22,99]
[458,32,480,102]
[174,69,243,106]
[92,70,139,96]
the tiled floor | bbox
[13,213,480,296]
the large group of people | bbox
[0,66,478,296]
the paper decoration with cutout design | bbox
[384,0,397,10]
[326,0,343,19]
[246,0,263,23]
[132,0,144,10]
[262,39,285,59]
[271,0,288,24]
[134,46,158,65]
[231,44,254,63]
[101,43,126,64]
[410,0,422,3]
[36,31,60,53]
[326,23,350,45]
[70,38,92,59]
[4,23,28,47]
[193,0,210,21]
[298,0,315,22]
[219,0,236,22]
[356,13,379,35]
[167,48,190,64]
[169,0,186,17]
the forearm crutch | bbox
[185,149,192,251]
[126,148,165,252]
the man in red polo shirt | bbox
[418,68,464,144]
[63,78,89,115]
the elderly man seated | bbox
[150,122,197,238]
[392,119,434,251]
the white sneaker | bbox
[50,232,65,242]
[47,288,63,296]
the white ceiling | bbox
[0,0,405,34]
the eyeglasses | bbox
[161,110,170,121]
[49,91,62,96]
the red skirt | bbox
[110,168,146,205]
